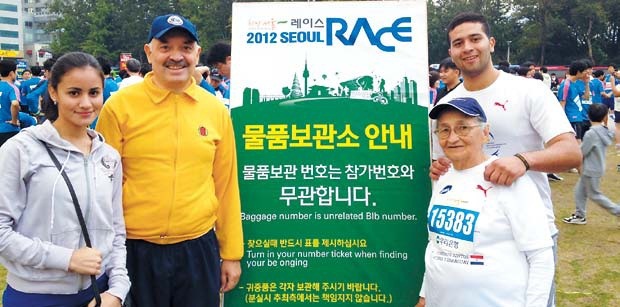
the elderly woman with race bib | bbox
[419,97,554,307]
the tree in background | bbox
[80,0,116,59]
[47,0,89,56]
[427,0,515,64]
[47,0,232,65]
[427,0,620,65]
[45,0,620,67]
[600,0,620,64]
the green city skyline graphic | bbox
[241,57,421,108]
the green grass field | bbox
[554,146,620,306]
[0,149,618,306]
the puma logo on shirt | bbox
[476,184,493,197]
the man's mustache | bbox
[164,61,188,67]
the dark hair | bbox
[593,70,604,78]
[126,58,141,73]
[97,57,112,75]
[439,57,459,71]
[206,42,231,66]
[533,72,543,81]
[541,66,548,73]
[43,58,56,71]
[30,65,42,76]
[498,66,511,73]
[588,103,608,122]
[22,69,32,74]
[43,52,104,121]
[580,58,593,69]
[569,60,588,75]
[447,12,490,45]
[429,70,440,87]
[498,60,510,68]
[609,64,617,70]
[0,60,17,77]
[139,63,152,76]
[517,66,530,77]
[521,61,536,68]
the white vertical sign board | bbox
[229,1,430,306]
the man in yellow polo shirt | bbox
[96,14,243,307]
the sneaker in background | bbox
[547,173,564,181]
[562,214,587,225]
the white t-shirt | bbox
[542,73,551,89]
[118,75,144,89]
[424,157,553,307]
[432,71,574,235]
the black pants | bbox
[125,230,221,307]
[0,131,18,148]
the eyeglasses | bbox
[434,124,483,139]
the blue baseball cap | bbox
[148,14,198,42]
[429,97,487,122]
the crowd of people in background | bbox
[0,13,239,307]
[429,54,620,227]
[0,40,233,149]
[1,8,619,306]
[421,11,620,306]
